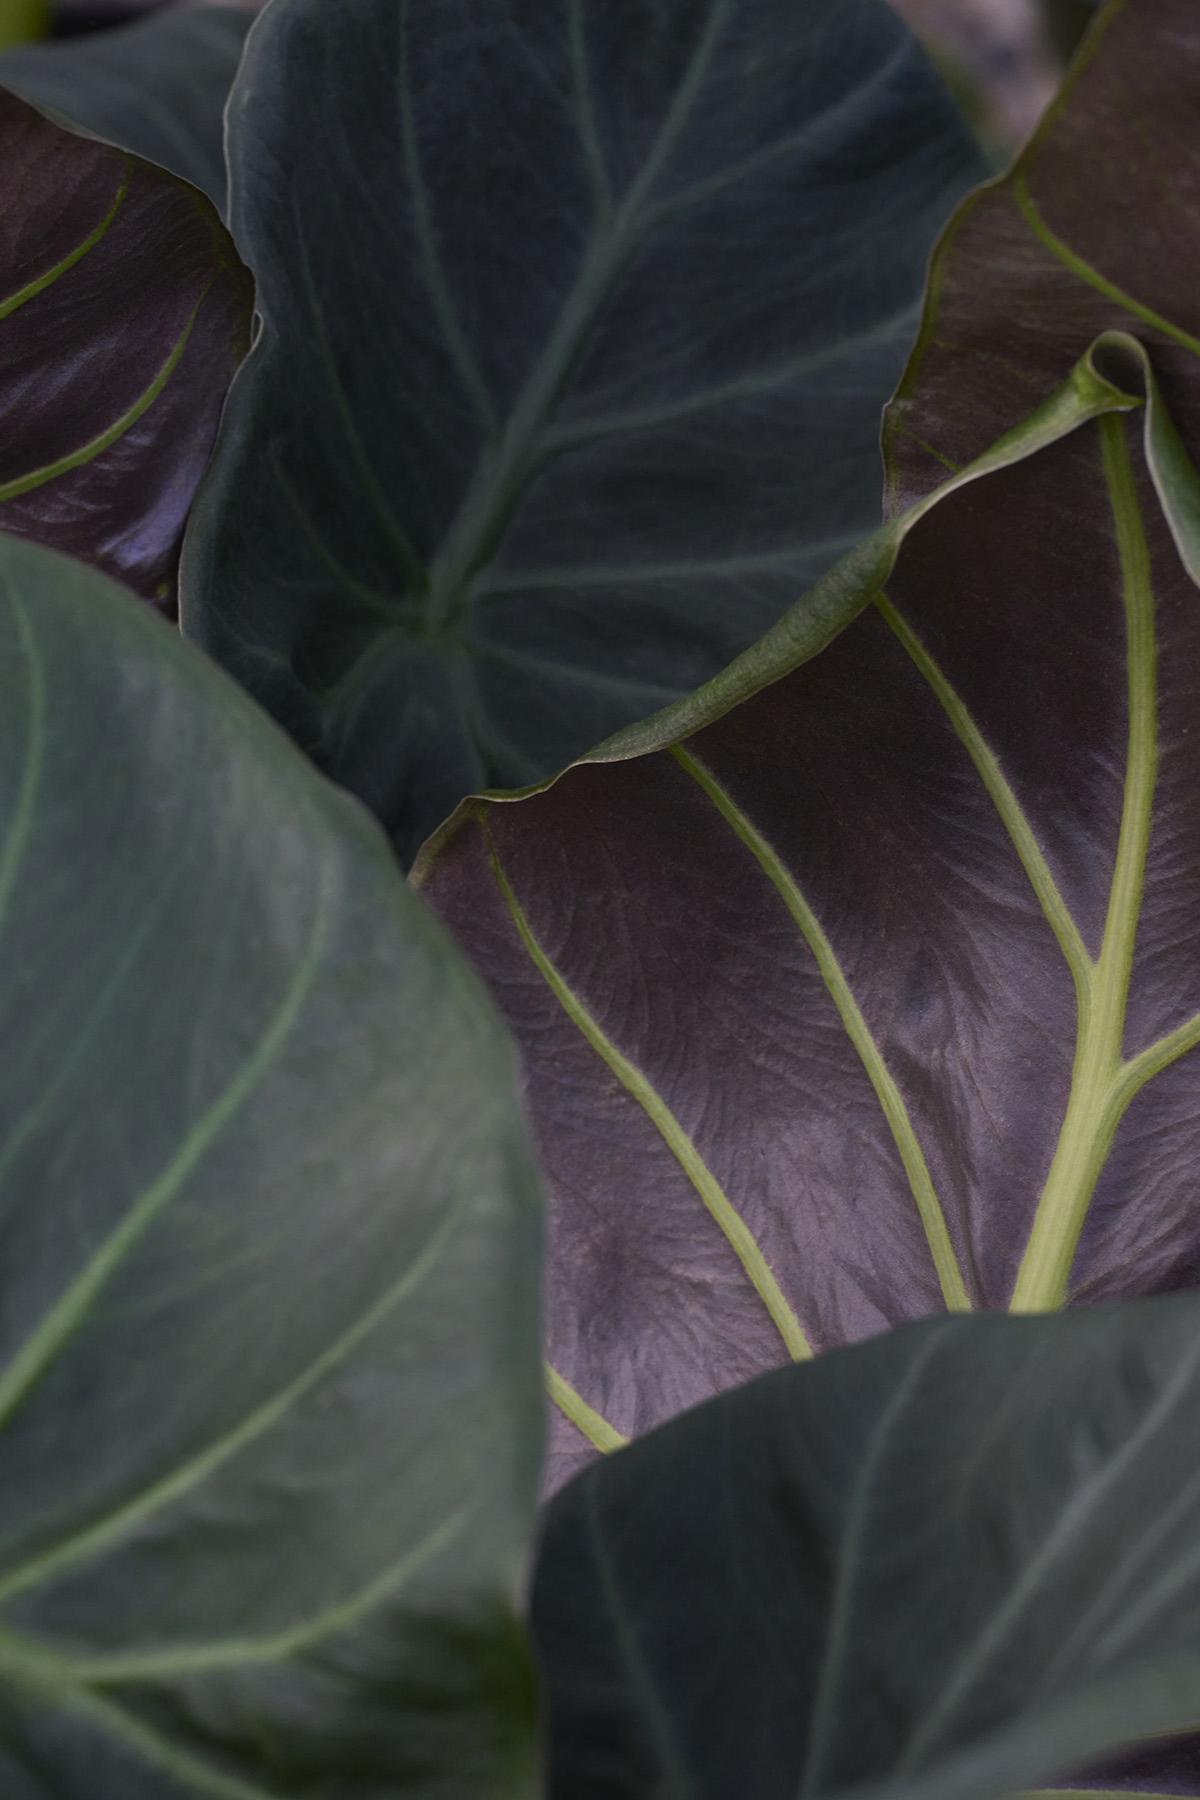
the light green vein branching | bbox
[0,1199,463,1609]
[545,1363,627,1452]
[670,745,972,1315]
[882,419,1200,1311]
[0,159,131,322]
[0,849,333,1435]
[0,289,210,503]
[1015,174,1200,362]
[483,821,812,1360]
[876,593,1091,1000]
[32,1502,473,1682]
[0,588,45,939]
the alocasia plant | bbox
[9,0,1200,1796]
[0,530,544,1795]
[180,0,986,859]
[0,87,250,607]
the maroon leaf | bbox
[0,90,250,609]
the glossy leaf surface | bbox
[533,1299,1200,1800]
[0,5,251,211]
[181,0,984,859]
[419,0,1200,1499]
[0,532,543,1797]
[0,92,251,607]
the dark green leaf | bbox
[0,5,252,212]
[181,0,985,859]
[533,1298,1200,1800]
[0,91,251,608]
[0,531,543,1797]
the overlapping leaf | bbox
[0,532,543,1796]
[417,0,1200,1503]
[534,1299,1200,1800]
[181,0,985,859]
[0,91,250,607]
[0,4,253,211]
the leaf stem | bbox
[1009,415,1157,1310]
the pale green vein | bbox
[397,0,498,439]
[1010,414,1158,1311]
[567,0,611,214]
[546,1362,627,1453]
[0,588,45,937]
[1015,174,1200,362]
[671,745,972,1315]
[272,446,415,623]
[0,1199,462,1608]
[0,851,333,1435]
[1116,1007,1200,1103]
[890,424,961,476]
[545,310,921,450]
[484,824,811,1360]
[876,591,1091,999]
[289,221,426,593]
[0,861,184,1194]
[898,1331,1200,1771]
[798,1329,948,1800]
[647,35,909,226]
[584,1472,691,1794]
[38,1502,473,1682]
[477,541,851,597]
[0,159,130,321]
[0,289,209,503]
[48,1685,279,1800]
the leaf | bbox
[0,4,253,212]
[0,90,251,609]
[884,0,1199,516]
[532,1298,1200,1800]
[179,0,986,861]
[416,0,1200,1495]
[0,531,544,1797]
[418,319,1200,1494]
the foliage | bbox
[3,0,1200,1795]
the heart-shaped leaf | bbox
[0,91,251,608]
[0,531,543,1796]
[533,1298,1200,1800]
[0,4,253,211]
[180,0,985,860]
[416,0,1200,1499]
